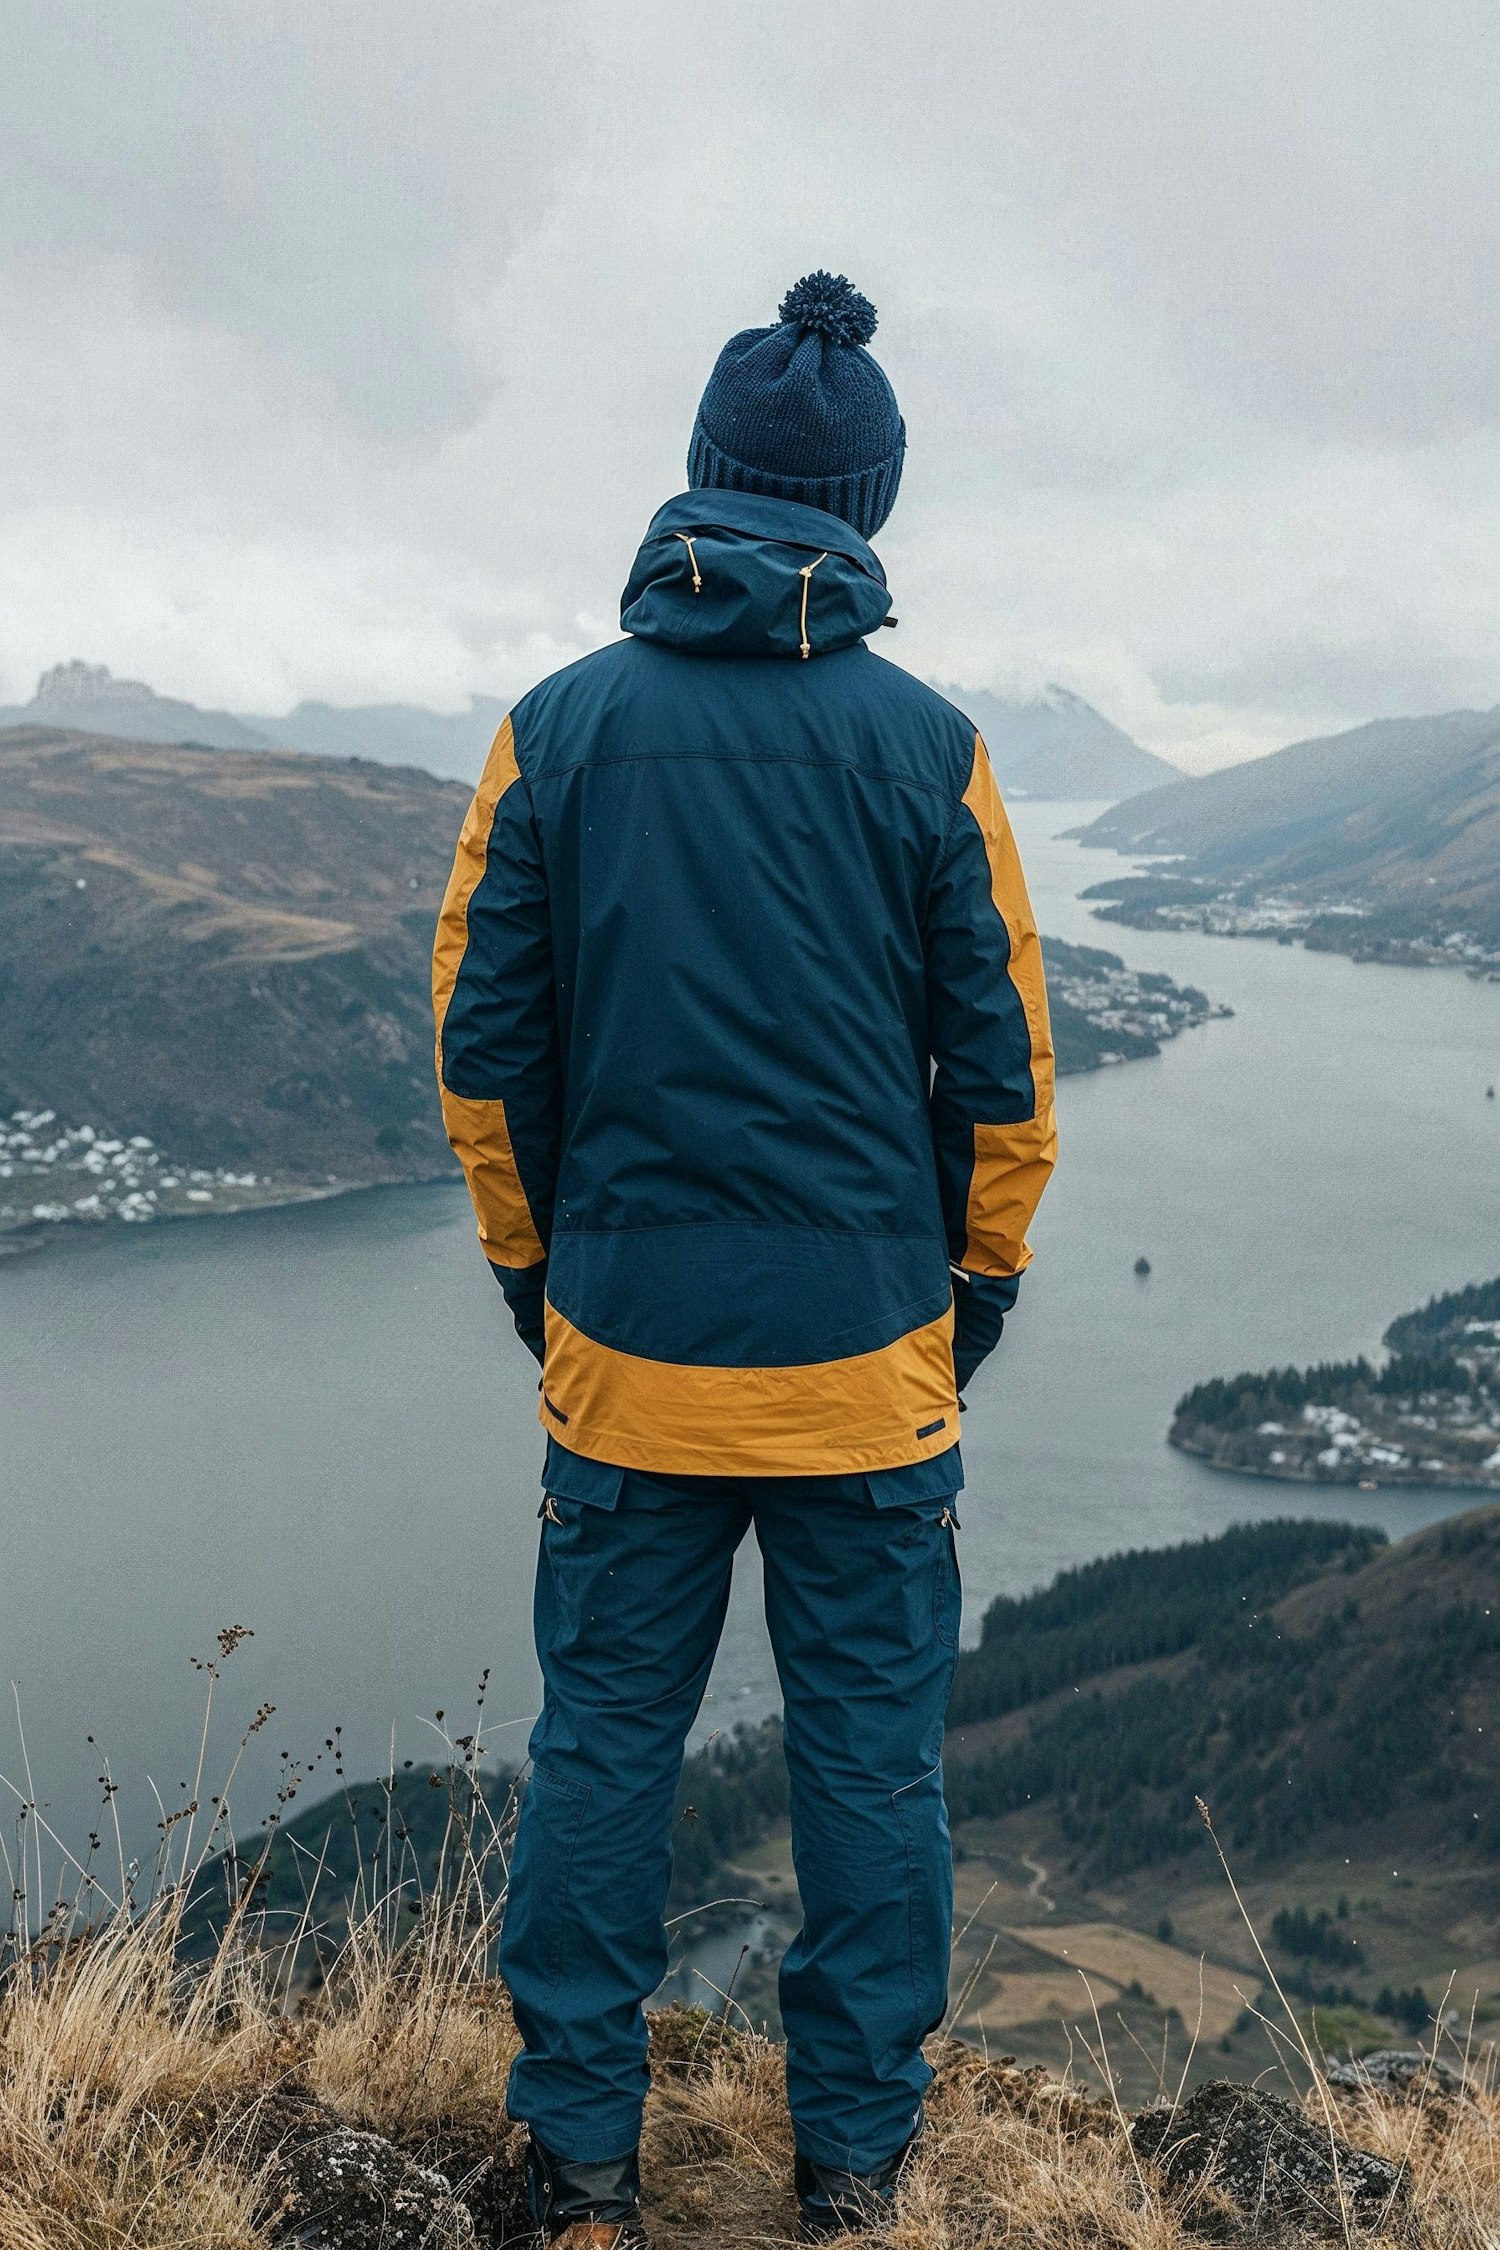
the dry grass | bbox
[2,1882,1498,2248]
[0,1698,1496,2250]
[642,2024,1500,2250]
[1327,2055,1500,2250]
[0,1903,273,2249]
[304,1886,521,2147]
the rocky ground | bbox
[4,1956,1493,2250]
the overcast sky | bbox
[3,1,1497,769]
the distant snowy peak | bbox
[2,661,269,751]
[936,682,1180,803]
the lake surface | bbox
[3,802,1497,1868]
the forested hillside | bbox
[668,1510,1500,1893]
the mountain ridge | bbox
[936,682,1180,800]
[1074,706,1500,960]
[4,661,1174,800]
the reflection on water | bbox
[2,802,1497,1857]
[654,1908,789,2015]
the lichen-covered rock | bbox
[646,2003,753,2078]
[928,2040,1115,2140]
[1326,2048,1468,2100]
[398,2116,531,2247]
[239,2090,477,2248]
[1132,2079,1407,2236]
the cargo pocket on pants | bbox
[516,1764,591,1995]
[934,1505,961,1651]
[892,1762,950,2040]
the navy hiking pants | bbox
[499,1471,962,2174]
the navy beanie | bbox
[688,272,905,540]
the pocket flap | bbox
[540,1434,625,1510]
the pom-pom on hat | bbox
[688,271,905,539]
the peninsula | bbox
[1170,1276,1500,1490]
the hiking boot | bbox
[525,2132,648,2249]
[794,2133,919,2237]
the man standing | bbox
[434,272,1056,2244]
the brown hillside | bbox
[0,726,471,1178]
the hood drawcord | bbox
[673,533,703,594]
[798,552,828,659]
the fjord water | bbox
[3,802,1497,1860]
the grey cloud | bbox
[2,0,587,432]
[1,0,1497,764]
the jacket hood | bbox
[620,489,893,661]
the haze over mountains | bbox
[0,661,270,752]
[1077,707,1500,950]
[1,662,1176,801]
[936,683,1179,799]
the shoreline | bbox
[1169,1431,1500,1498]
[0,1168,459,1266]
[1072,864,1500,978]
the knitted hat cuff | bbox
[688,416,906,542]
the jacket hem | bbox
[538,1300,959,1480]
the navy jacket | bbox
[434,490,1056,1476]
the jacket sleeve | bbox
[432,717,560,1363]
[925,732,1058,1391]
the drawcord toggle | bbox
[798,552,828,659]
[673,533,703,594]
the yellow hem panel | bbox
[961,733,1059,1275]
[538,1303,960,1477]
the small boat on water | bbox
[1134,1255,1152,1277]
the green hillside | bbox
[945,1511,1500,1871]
[666,1509,1500,1905]
[219,1509,1500,1927]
